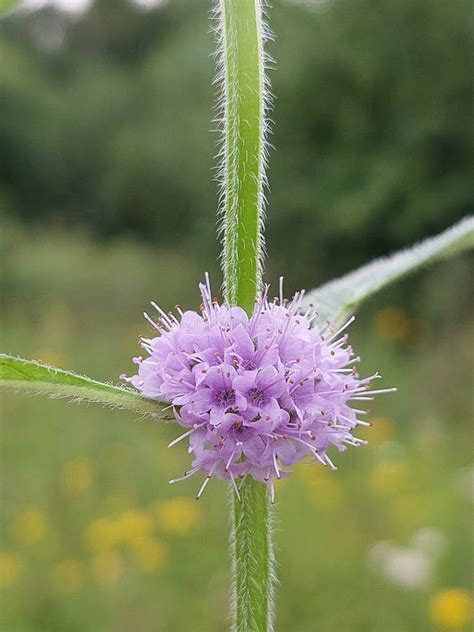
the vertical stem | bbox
[219,0,267,313]
[231,478,274,632]
[216,1,274,630]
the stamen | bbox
[324,454,338,470]
[290,436,327,465]
[196,463,218,499]
[196,476,211,500]
[326,315,356,343]
[169,468,199,484]
[150,302,174,327]
[339,413,371,427]
[168,429,194,448]
[143,312,160,331]
[362,387,397,396]
[272,452,281,479]
[129,276,392,488]
[225,449,237,471]
[229,472,241,500]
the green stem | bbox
[231,478,274,632]
[219,0,267,313]
[217,1,274,630]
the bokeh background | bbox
[1,0,473,630]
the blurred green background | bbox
[0,0,472,630]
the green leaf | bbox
[303,216,474,327]
[0,354,172,419]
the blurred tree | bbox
[0,0,471,286]
[268,0,472,287]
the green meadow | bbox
[1,221,472,631]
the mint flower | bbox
[123,276,394,499]
[0,0,470,625]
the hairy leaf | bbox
[0,354,171,418]
[303,216,474,327]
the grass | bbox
[1,220,472,631]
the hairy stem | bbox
[231,478,274,632]
[216,1,274,630]
[219,0,267,313]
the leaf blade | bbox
[0,354,171,418]
[303,216,474,327]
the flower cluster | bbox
[123,277,393,499]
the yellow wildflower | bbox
[91,551,122,587]
[0,553,22,588]
[84,509,154,552]
[83,518,121,551]
[365,416,393,448]
[12,510,48,546]
[153,498,202,535]
[429,588,473,629]
[371,461,409,495]
[132,538,167,573]
[51,560,84,594]
[115,510,153,546]
[60,457,94,497]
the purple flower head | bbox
[123,276,395,499]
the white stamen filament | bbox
[169,468,199,484]
[168,429,194,448]
[229,472,241,500]
[143,312,160,331]
[324,454,338,470]
[150,301,174,327]
[272,451,281,479]
[326,315,356,343]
